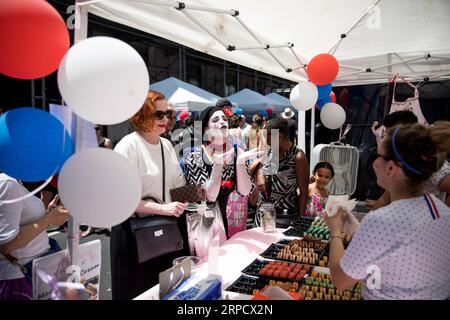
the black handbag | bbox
[129,139,184,264]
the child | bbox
[305,162,334,217]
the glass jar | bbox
[258,202,276,233]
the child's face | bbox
[314,168,333,188]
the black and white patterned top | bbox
[182,146,237,225]
[423,160,450,201]
[183,147,235,188]
[259,144,301,214]
[341,194,450,300]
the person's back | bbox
[344,195,450,299]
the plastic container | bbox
[173,256,204,272]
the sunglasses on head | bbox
[153,110,174,120]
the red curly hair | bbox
[130,90,166,132]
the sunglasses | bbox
[153,110,174,121]
[369,147,391,161]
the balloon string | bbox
[338,124,352,143]
[0,107,69,205]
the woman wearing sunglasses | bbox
[324,122,450,299]
[111,90,189,300]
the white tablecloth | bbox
[134,227,286,300]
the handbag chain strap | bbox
[160,138,166,203]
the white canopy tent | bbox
[80,0,450,86]
[76,0,450,153]
[265,92,292,108]
[226,88,286,114]
[149,76,220,111]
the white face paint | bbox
[206,110,229,145]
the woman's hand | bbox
[323,208,346,236]
[47,194,61,211]
[46,206,69,227]
[160,202,188,217]
[365,199,376,210]
[255,169,267,196]
[237,148,264,165]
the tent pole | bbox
[329,0,382,55]
[77,0,111,6]
[339,53,430,78]
[428,70,450,80]
[234,15,292,72]
[66,1,89,273]
[310,107,315,162]
[234,44,294,50]
[393,52,416,74]
[180,10,228,48]
[298,110,306,153]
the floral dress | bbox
[305,192,328,217]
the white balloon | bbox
[59,148,142,228]
[320,102,346,130]
[290,82,318,111]
[58,37,149,125]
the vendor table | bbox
[134,227,327,300]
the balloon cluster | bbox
[289,53,346,130]
[0,0,145,228]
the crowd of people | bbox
[1,90,449,300]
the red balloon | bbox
[306,54,339,86]
[266,108,273,116]
[330,91,336,103]
[0,0,70,79]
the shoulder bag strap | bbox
[160,139,166,203]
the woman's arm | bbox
[328,236,359,291]
[135,200,187,217]
[295,151,309,216]
[0,206,68,255]
[324,210,360,291]
[438,175,450,206]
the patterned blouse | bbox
[259,144,301,214]
[182,147,236,220]
[423,160,450,201]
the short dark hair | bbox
[264,117,290,140]
[383,111,418,128]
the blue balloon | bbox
[317,83,333,100]
[259,110,268,118]
[316,96,332,110]
[0,107,74,181]
[234,108,244,116]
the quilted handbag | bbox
[169,184,204,203]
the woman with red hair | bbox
[111,90,189,300]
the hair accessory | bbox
[391,128,422,175]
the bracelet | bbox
[331,234,344,240]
